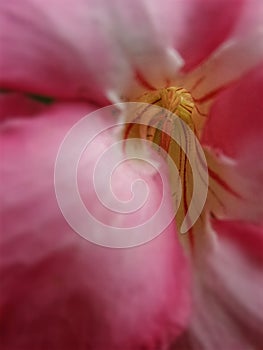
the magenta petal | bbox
[0,96,190,349]
[0,93,46,120]
[212,219,263,264]
[173,219,263,350]
[174,0,246,72]
[0,0,245,102]
[202,63,263,159]
[0,1,110,104]
[202,64,263,221]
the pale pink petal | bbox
[0,95,190,349]
[173,219,263,350]
[231,0,263,37]
[0,0,244,103]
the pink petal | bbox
[202,63,263,159]
[181,29,263,117]
[212,219,263,264]
[203,147,263,225]
[201,64,263,223]
[173,0,246,72]
[0,93,45,121]
[0,0,244,103]
[0,95,190,349]
[231,0,263,37]
[173,219,263,350]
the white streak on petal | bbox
[166,47,185,72]
[183,29,263,101]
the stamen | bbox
[132,87,196,151]
[122,82,243,251]
[123,86,198,241]
[136,87,195,129]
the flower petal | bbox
[203,147,263,224]
[173,0,246,72]
[0,95,190,349]
[200,63,263,224]
[202,63,263,159]
[0,0,245,103]
[183,37,263,119]
[0,93,46,121]
[173,219,263,350]
[232,0,263,37]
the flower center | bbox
[137,87,196,136]
[124,87,198,156]
[123,87,208,249]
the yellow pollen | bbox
[124,87,201,246]
[136,87,195,132]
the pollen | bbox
[123,87,201,247]
[137,87,195,131]
[124,86,196,152]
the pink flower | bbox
[0,1,263,349]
